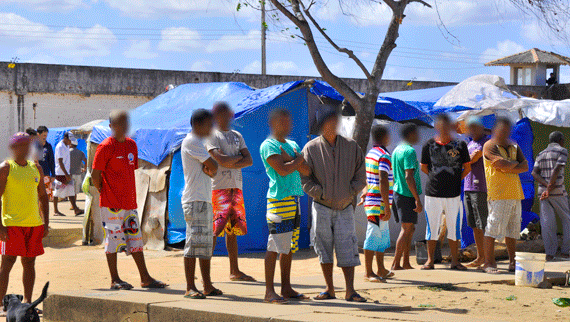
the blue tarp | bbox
[167,87,311,254]
[91,81,303,166]
[310,80,434,125]
[46,127,87,157]
[379,86,473,115]
[460,118,538,248]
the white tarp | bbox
[436,74,570,128]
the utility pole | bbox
[261,0,267,75]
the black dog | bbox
[3,282,49,322]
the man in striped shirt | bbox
[532,131,570,261]
[359,125,394,282]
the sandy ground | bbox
[10,198,569,321]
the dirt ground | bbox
[11,199,569,321]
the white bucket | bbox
[514,252,546,287]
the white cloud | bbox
[102,0,256,19]
[3,0,83,11]
[242,60,261,74]
[328,61,345,75]
[124,40,157,59]
[0,13,116,60]
[206,30,260,53]
[521,20,566,46]
[191,60,213,71]
[242,60,302,75]
[158,27,201,52]
[480,40,526,64]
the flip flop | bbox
[204,288,223,296]
[184,291,206,299]
[110,281,134,290]
[230,274,256,282]
[382,271,395,279]
[421,264,435,270]
[346,292,367,303]
[264,296,288,304]
[284,293,310,301]
[142,280,168,289]
[450,264,468,271]
[314,292,336,300]
[482,266,500,274]
[364,276,386,283]
[54,212,65,217]
[465,261,484,268]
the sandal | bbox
[482,266,500,274]
[110,281,133,290]
[364,276,386,283]
[204,288,223,296]
[184,291,206,299]
[382,271,395,279]
[346,292,367,302]
[421,264,435,270]
[284,293,310,301]
[264,296,288,304]
[142,280,168,289]
[314,292,336,300]
[450,264,468,271]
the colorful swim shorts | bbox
[212,188,247,237]
[101,207,144,255]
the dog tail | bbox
[29,282,49,310]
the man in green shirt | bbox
[259,109,311,304]
[391,124,423,270]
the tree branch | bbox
[382,0,397,11]
[270,0,364,111]
[370,1,404,87]
[300,2,374,83]
[409,0,432,8]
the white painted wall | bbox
[0,91,152,159]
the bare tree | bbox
[239,0,569,149]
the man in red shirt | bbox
[92,110,167,290]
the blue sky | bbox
[1,0,569,84]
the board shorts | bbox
[312,202,360,267]
[44,176,54,201]
[212,188,247,237]
[53,176,75,198]
[72,174,84,195]
[485,199,522,240]
[464,191,489,230]
[364,202,391,253]
[393,192,418,224]
[101,207,144,255]
[424,196,462,241]
[183,201,214,259]
[266,196,300,255]
[0,226,45,257]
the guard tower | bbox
[485,48,570,86]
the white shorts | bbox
[424,196,463,241]
[485,199,521,240]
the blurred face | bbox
[407,130,419,145]
[493,123,511,142]
[11,141,30,161]
[468,124,485,139]
[321,116,339,138]
[378,133,391,147]
[214,108,234,129]
[271,114,292,138]
[194,117,214,137]
[110,115,129,138]
[435,119,452,136]
[38,131,48,144]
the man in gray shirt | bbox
[532,131,570,261]
[301,110,367,302]
[206,102,254,281]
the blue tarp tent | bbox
[47,127,88,157]
[90,80,435,254]
[379,86,475,115]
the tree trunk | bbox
[352,91,378,150]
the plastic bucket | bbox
[515,252,546,287]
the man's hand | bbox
[279,146,294,162]
[414,199,423,213]
[382,206,392,221]
[540,190,550,200]
[65,174,71,183]
[357,194,366,206]
[43,225,50,238]
[0,226,8,241]
[202,164,215,178]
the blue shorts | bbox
[363,221,390,253]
